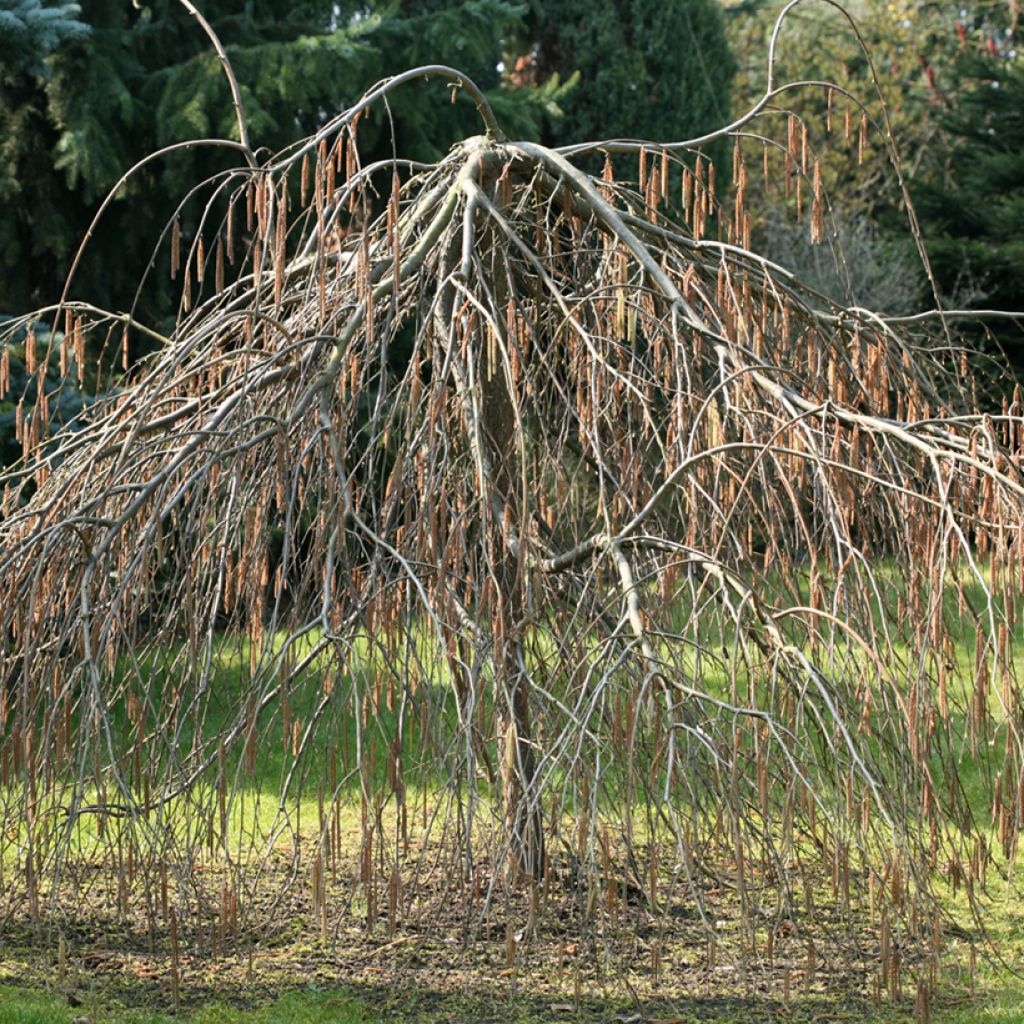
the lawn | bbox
[2,976,1024,1023]
[2,561,1024,1023]
[0,987,367,1024]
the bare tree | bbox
[1,3,1023,975]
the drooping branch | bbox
[1,34,1023,974]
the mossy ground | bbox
[2,859,1023,1024]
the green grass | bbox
[3,981,1024,1023]
[936,991,1024,1023]
[0,986,368,1024]
[4,558,1024,1023]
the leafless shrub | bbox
[756,206,924,315]
[1,2,1023,985]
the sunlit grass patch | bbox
[0,986,368,1024]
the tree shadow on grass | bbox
[0,911,918,1024]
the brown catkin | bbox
[274,179,287,308]
[215,237,225,293]
[74,318,84,384]
[811,161,824,244]
[256,177,268,239]
[171,218,181,279]
[226,201,235,264]
[346,123,358,180]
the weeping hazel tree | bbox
[2,0,1024,989]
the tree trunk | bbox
[436,182,543,878]
[480,328,543,879]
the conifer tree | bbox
[0,0,564,326]
[0,0,87,74]
[524,0,735,156]
[913,50,1024,363]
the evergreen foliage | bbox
[914,51,1024,334]
[0,0,737,332]
[0,0,88,75]
[0,0,565,327]
[525,0,735,153]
